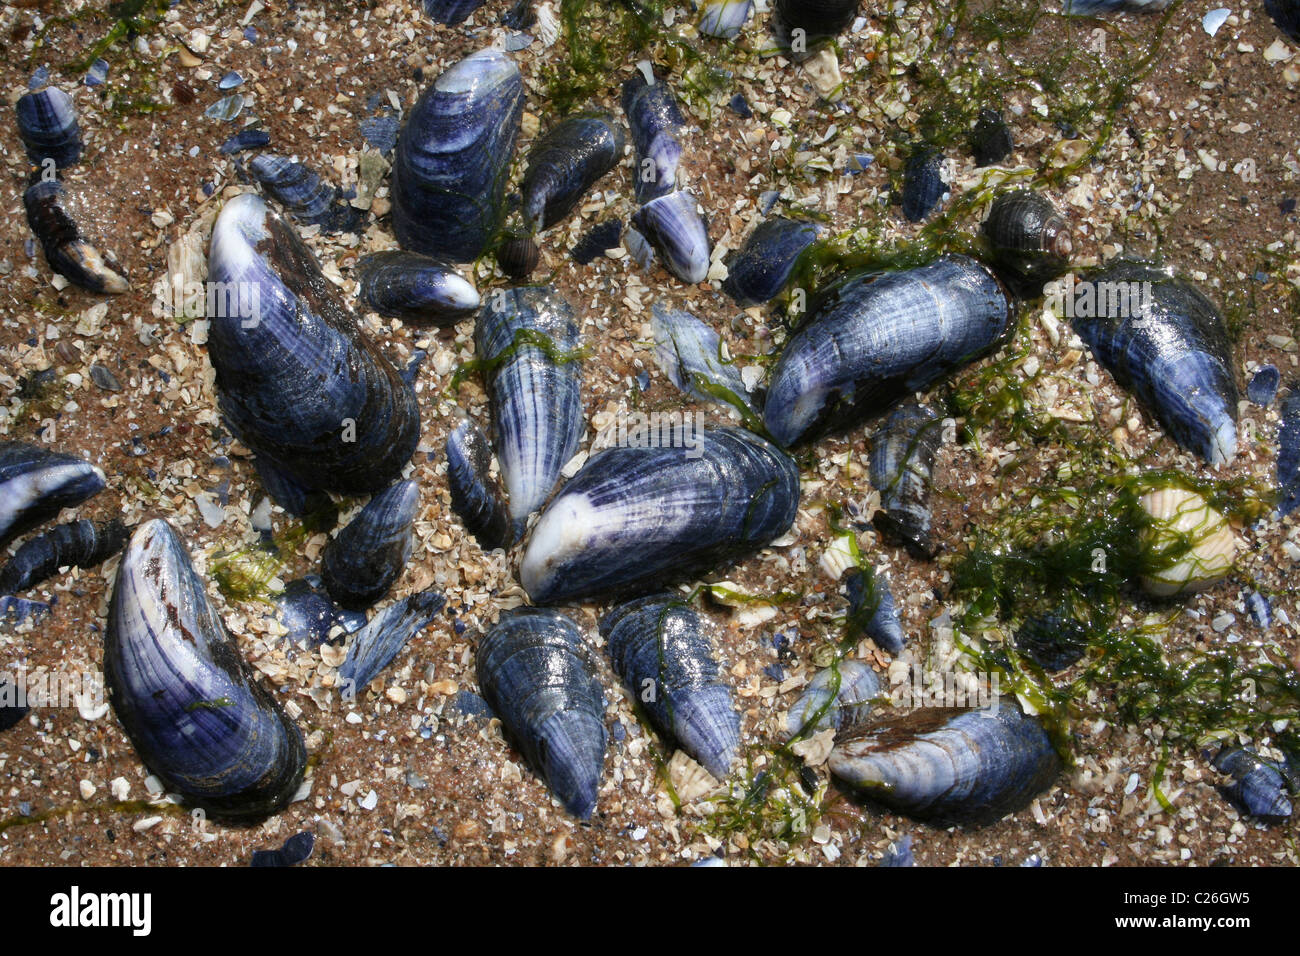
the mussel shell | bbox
[828,704,1062,826]
[901,148,948,223]
[274,575,365,647]
[1247,365,1279,407]
[1280,386,1300,518]
[355,250,480,325]
[981,190,1072,287]
[476,608,608,818]
[572,220,624,265]
[621,74,686,204]
[23,179,129,294]
[650,302,751,410]
[337,590,446,693]
[868,401,941,559]
[248,153,361,233]
[631,190,711,284]
[0,679,29,732]
[445,417,515,550]
[322,480,419,610]
[0,517,128,595]
[521,113,625,233]
[698,0,754,38]
[473,285,583,535]
[843,567,906,656]
[763,255,1013,447]
[1063,0,1173,13]
[423,0,489,24]
[599,594,741,779]
[786,659,880,737]
[105,520,307,821]
[721,217,822,306]
[206,194,420,497]
[1069,262,1238,466]
[0,441,106,551]
[774,0,860,40]
[391,49,524,262]
[1211,748,1293,823]
[519,426,800,604]
[16,87,82,169]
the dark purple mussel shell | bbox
[205,194,420,502]
[322,480,420,610]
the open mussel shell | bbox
[621,73,686,204]
[981,189,1072,288]
[23,179,129,294]
[631,190,711,284]
[16,86,82,169]
[0,441,106,551]
[355,250,480,325]
[828,703,1062,826]
[650,302,752,411]
[721,216,822,306]
[0,517,128,595]
[423,0,489,24]
[520,426,800,605]
[763,255,1013,447]
[1211,747,1293,823]
[1069,262,1238,466]
[599,594,741,779]
[869,401,941,559]
[786,659,880,738]
[391,49,524,262]
[698,0,754,38]
[105,520,307,821]
[446,418,515,551]
[476,608,608,819]
[521,112,625,234]
[322,480,419,611]
[206,194,420,499]
[473,285,583,537]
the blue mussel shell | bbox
[206,194,420,499]
[391,49,524,262]
[600,594,741,779]
[476,608,608,818]
[105,520,306,821]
